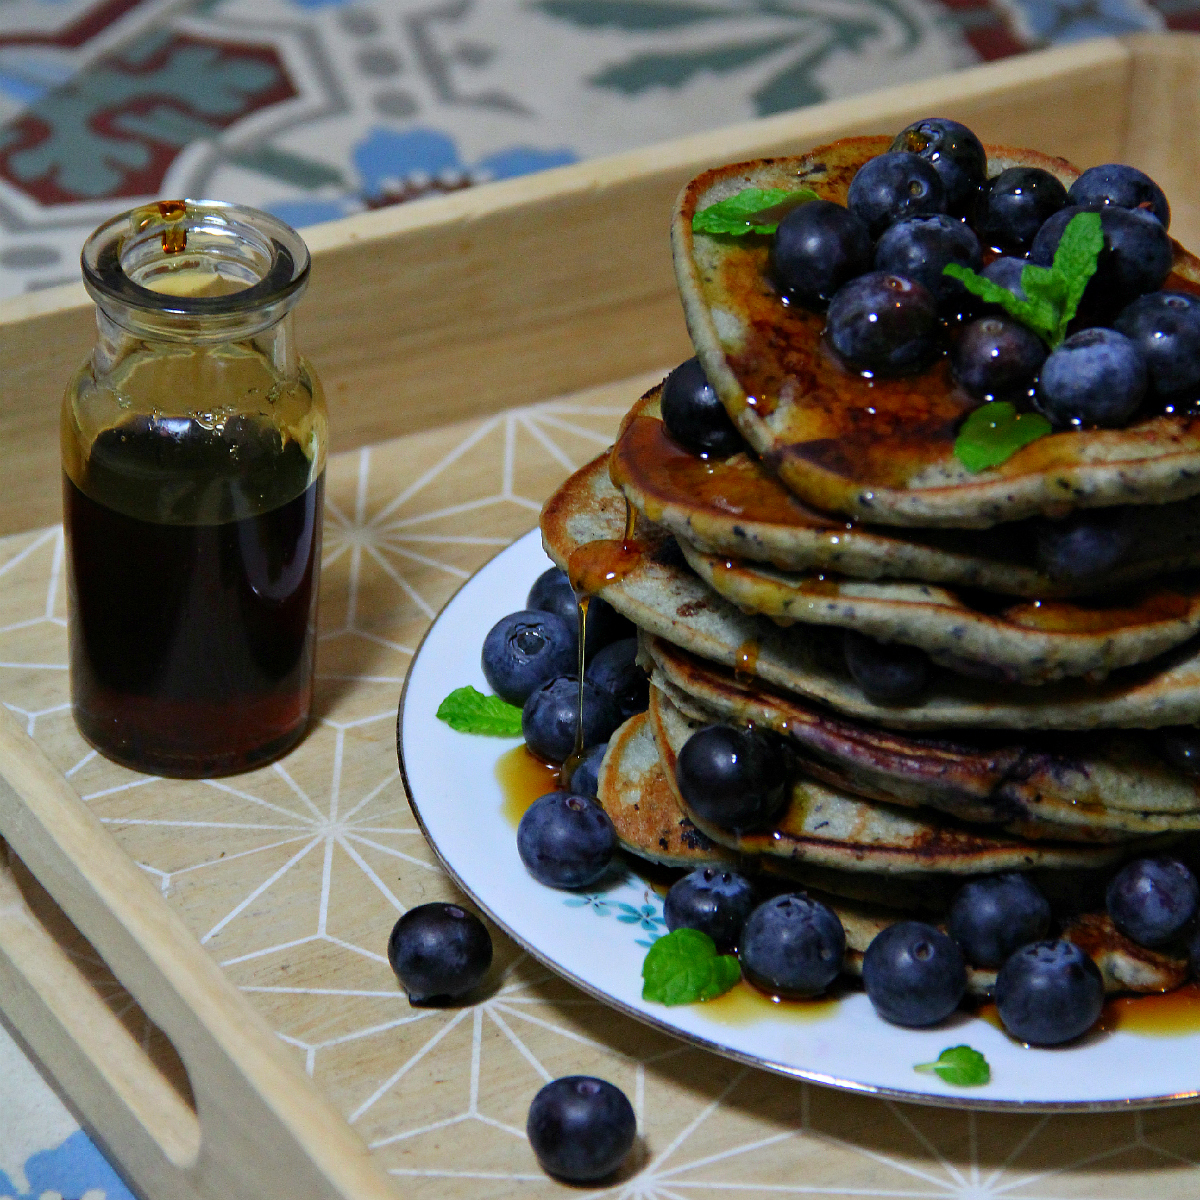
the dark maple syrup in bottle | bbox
[63,201,327,777]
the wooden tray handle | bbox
[0,704,398,1200]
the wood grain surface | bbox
[4,374,1200,1198]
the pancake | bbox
[614,388,1200,597]
[598,704,1187,995]
[541,452,1200,729]
[680,539,1200,686]
[672,136,1200,528]
[596,710,734,867]
[646,640,1200,838]
[648,685,1133,874]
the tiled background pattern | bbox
[4,0,1200,299]
[6,376,1200,1198]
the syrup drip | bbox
[156,200,188,254]
[735,639,760,679]
[561,501,644,789]
[559,592,590,789]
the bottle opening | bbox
[81,199,309,321]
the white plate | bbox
[399,528,1200,1111]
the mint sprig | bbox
[436,686,523,736]
[693,187,819,236]
[642,928,740,1005]
[954,401,1052,473]
[943,211,1103,348]
[914,1045,991,1087]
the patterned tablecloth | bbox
[7,1,1200,1198]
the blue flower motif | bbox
[614,901,667,931]
[353,126,576,194]
[563,893,614,914]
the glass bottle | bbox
[62,200,327,777]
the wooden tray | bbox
[3,33,1200,1200]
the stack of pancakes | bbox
[539,137,1200,998]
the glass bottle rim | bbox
[81,199,310,318]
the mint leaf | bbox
[914,1045,991,1087]
[436,686,523,736]
[642,928,740,1005]
[944,211,1103,348]
[954,401,1052,473]
[1045,208,1104,342]
[693,187,819,236]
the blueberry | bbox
[994,939,1104,1045]
[482,609,577,706]
[948,873,1051,968]
[847,151,946,239]
[874,214,982,307]
[951,315,1047,402]
[527,567,575,622]
[862,920,966,1026]
[1033,508,1135,582]
[661,357,742,458]
[585,637,649,722]
[770,198,872,306]
[387,903,493,1004]
[1115,292,1200,406]
[675,724,790,832]
[981,255,1028,300]
[825,271,941,376]
[1106,855,1199,947]
[974,167,1068,253]
[569,740,608,798]
[738,893,846,998]
[526,567,634,658]
[890,118,987,216]
[1154,726,1200,777]
[1037,328,1147,429]
[1030,205,1173,317]
[1068,163,1170,228]
[522,675,621,764]
[664,867,757,953]
[517,791,617,888]
[527,1076,636,1182]
[843,630,929,705]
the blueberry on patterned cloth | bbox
[527,1076,636,1182]
[388,903,493,1003]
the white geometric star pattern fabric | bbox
[4,376,1200,1198]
